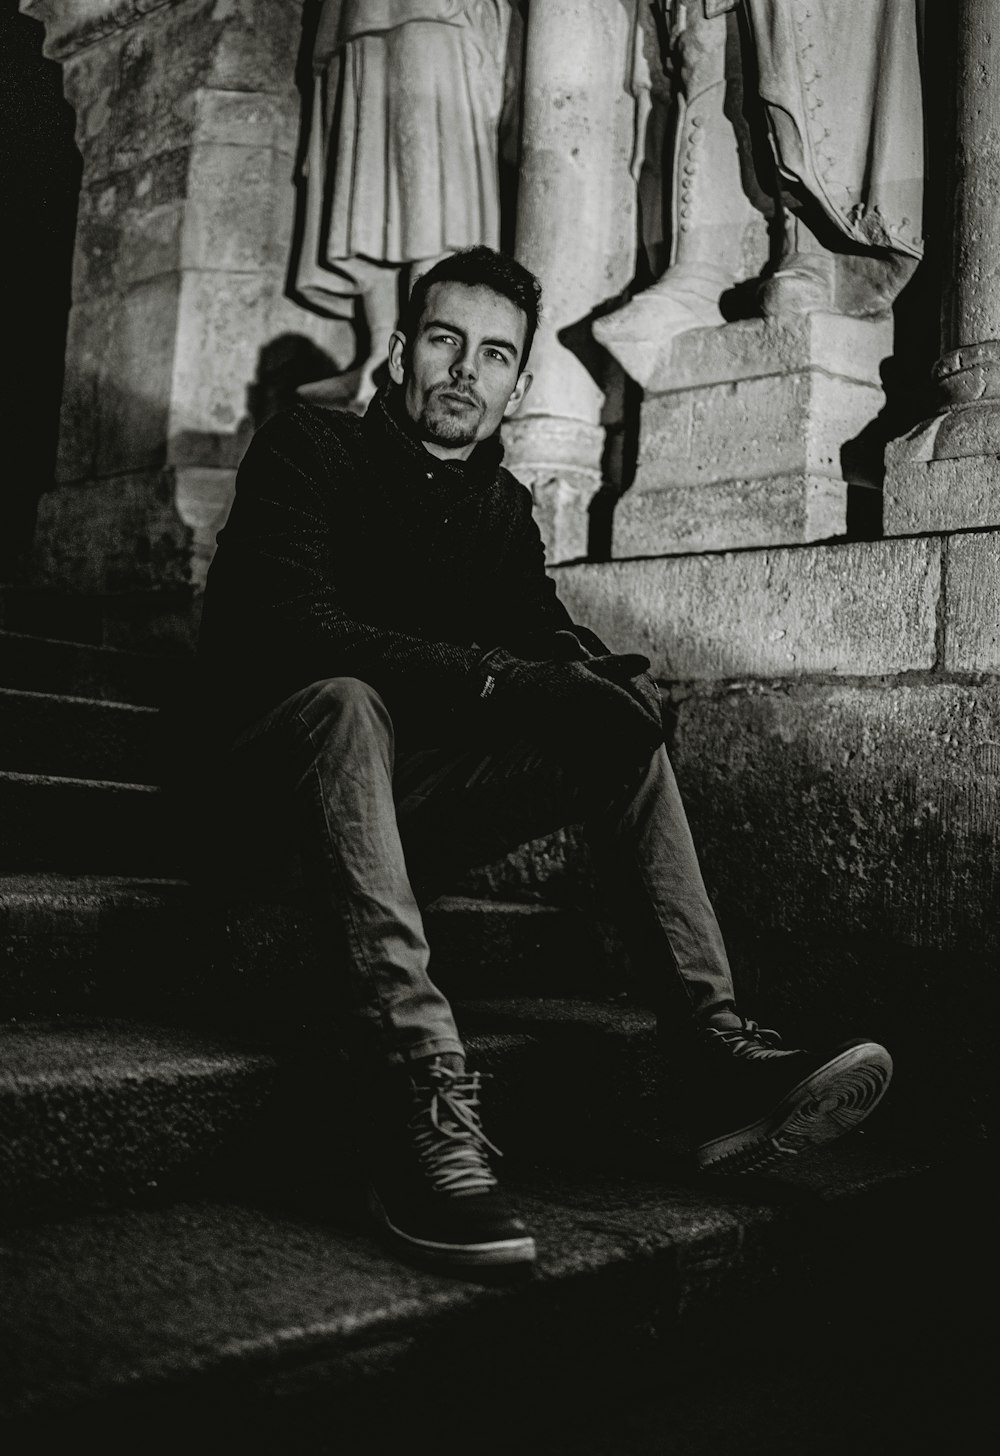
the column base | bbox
[502,416,604,563]
[885,401,1000,535]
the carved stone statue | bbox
[294,0,512,403]
[597,0,926,385]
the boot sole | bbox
[695,1041,893,1176]
[367,1186,537,1268]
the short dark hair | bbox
[399,246,542,368]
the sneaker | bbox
[692,1022,893,1175]
[367,1059,536,1269]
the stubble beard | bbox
[417,386,486,448]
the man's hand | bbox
[584,653,662,727]
[475,650,664,760]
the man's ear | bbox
[503,370,533,418]
[387,330,407,386]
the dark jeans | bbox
[227,677,739,1065]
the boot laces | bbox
[409,1064,501,1197]
[706,1019,786,1061]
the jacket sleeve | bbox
[494,481,612,659]
[201,408,483,713]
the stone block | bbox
[942,530,1000,672]
[57,276,180,482]
[57,299,113,483]
[885,441,1000,535]
[73,149,189,296]
[632,371,884,493]
[670,680,1000,956]
[62,4,210,177]
[648,313,892,395]
[613,473,846,558]
[31,469,193,594]
[191,88,287,149]
[59,0,301,179]
[181,143,278,273]
[99,273,181,475]
[613,315,889,556]
[167,269,280,463]
[211,0,303,92]
[553,537,941,681]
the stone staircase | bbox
[0,620,988,1453]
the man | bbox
[198,246,892,1271]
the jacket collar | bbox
[363,386,505,484]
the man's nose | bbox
[450,348,478,381]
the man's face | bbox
[388,282,533,460]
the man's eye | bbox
[486,349,510,363]
[432,333,459,345]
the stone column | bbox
[885,0,1000,534]
[507,0,639,563]
[21,0,346,646]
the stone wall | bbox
[21,0,347,646]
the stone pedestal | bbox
[885,0,1000,535]
[509,0,639,563]
[612,313,892,559]
[21,0,346,641]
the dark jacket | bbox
[197,389,606,737]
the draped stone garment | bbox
[744,0,924,257]
[295,0,511,315]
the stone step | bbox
[0,587,195,659]
[0,993,908,1224]
[0,877,622,1019]
[0,687,160,783]
[0,1008,647,1217]
[0,1147,979,1452]
[0,771,184,876]
[0,1019,278,1216]
[0,630,187,707]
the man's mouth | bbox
[436,389,483,410]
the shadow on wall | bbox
[1,4,81,581]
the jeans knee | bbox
[296,676,392,738]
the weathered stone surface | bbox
[100,273,181,475]
[510,0,637,558]
[613,327,886,555]
[181,142,279,273]
[881,3,1000,532]
[647,313,892,396]
[942,530,1000,672]
[630,371,884,493]
[168,268,283,460]
[56,297,113,482]
[32,470,192,594]
[174,465,236,589]
[671,680,1000,956]
[58,275,180,481]
[54,0,301,175]
[191,86,293,150]
[73,149,189,297]
[613,472,846,558]
[554,538,941,681]
[884,451,1000,535]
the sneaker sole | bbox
[695,1041,893,1176]
[367,1186,538,1269]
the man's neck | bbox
[421,438,476,463]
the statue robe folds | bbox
[744,0,924,258]
[296,0,512,317]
